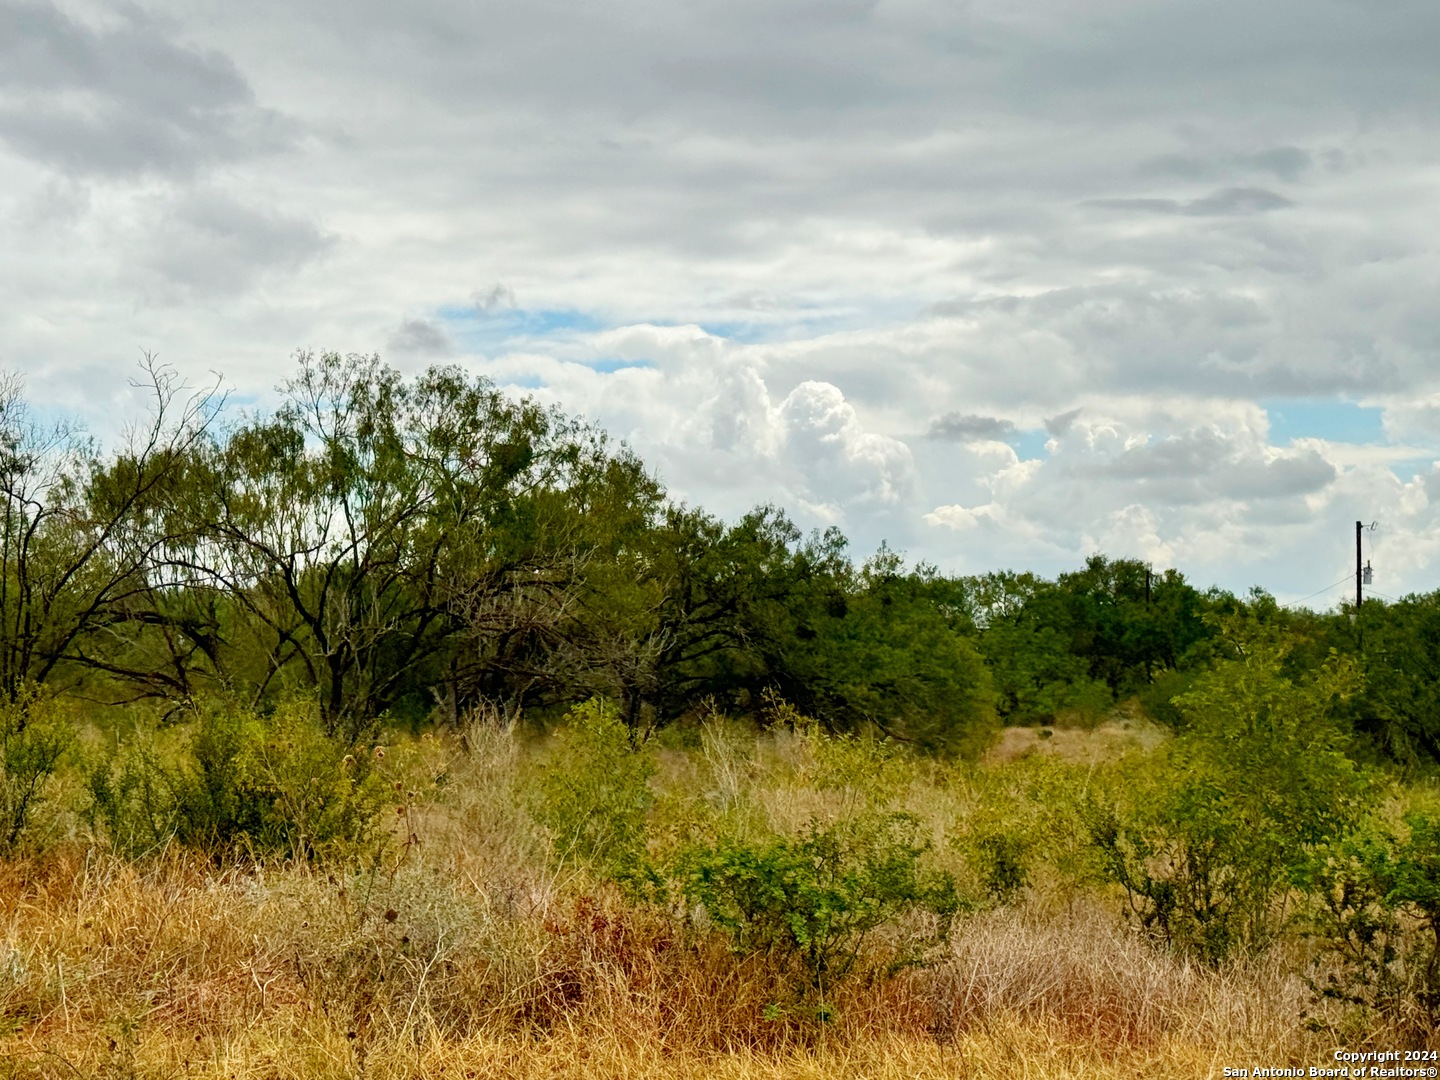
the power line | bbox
[1282,574,1358,610]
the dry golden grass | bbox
[0,848,1365,1079]
[983,714,1168,767]
[0,720,1427,1078]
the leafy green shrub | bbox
[88,697,390,860]
[1091,623,1372,965]
[951,754,1105,907]
[0,688,72,852]
[769,698,912,812]
[804,728,909,807]
[85,726,183,855]
[1135,667,1199,730]
[675,812,960,1004]
[971,829,1029,904]
[533,698,655,874]
[1299,809,1440,1038]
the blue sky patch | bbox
[438,305,606,352]
[1012,429,1051,461]
[587,358,654,373]
[1262,399,1386,445]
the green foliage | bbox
[769,548,997,757]
[971,830,1029,904]
[794,707,911,808]
[1299,807,1440,1037]
[0,362,220,705]
[967,558,1214,726]
[0,688,72,852]
[1337,595,1440,766]
[533,699,655,874]
[1091,620,1372,964]
[675,812,959,999]
[88,697,390,859]
[953,754,1105,905]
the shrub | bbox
[801,721,910,809]
[88,697,390,860]
[1091,623,1372,964]
[954,755,1105,906]
[1300,809,1440,1038]
[0,687,72,852]
[533,698,655,875]
[675,811,960,1007]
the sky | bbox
[3,0,1440,607]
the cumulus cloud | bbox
[515,326,912,533]
[777,381,915,520]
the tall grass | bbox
[0,710,1431,1078]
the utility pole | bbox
[1145,566,1152,605]
[1356,520,1363,609]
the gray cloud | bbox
[472,284,517,313]
[387,318,454,358]
[0,1,294,176]
[1141,147,1311,182]
[1095,428,1336,503]
[1044,409,1082,438]
[7,0,1440,596]
[1088,187,1294,217]
[138,191,332,297]
[926,412,1016,442]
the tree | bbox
[0,359,221,705]
[1331,593,1440,765]
[776,549,997,755]
[551,504,815,731]
[175,351,648,738]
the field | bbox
[3,711,1429,1080]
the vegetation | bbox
[3,352,1440,1076]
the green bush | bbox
[971,830,1029,904]
[88,697,390,860]
[794,707,911,810]
[675,812,960,1004]
[953,755,1105,906]
[1091,623,1372,965]
[0,688,72,852]
[533,698,655,874]
[1299,809,1440,1038]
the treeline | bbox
[3,351,1440,764]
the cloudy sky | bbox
[4,0,1439,604]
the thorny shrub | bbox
[1299,808,1440,1041]
[533,698,655,876]
[674,812,960,1015]
[86,696,391,860]
[0,686,71,852]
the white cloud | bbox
[4,0,1440,601]
[775,380,915,520]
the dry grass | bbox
[0,720,1425,1078]
[983,714,1168,767]
[0,852,1361,1078]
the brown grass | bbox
[0,720,1425,1078]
